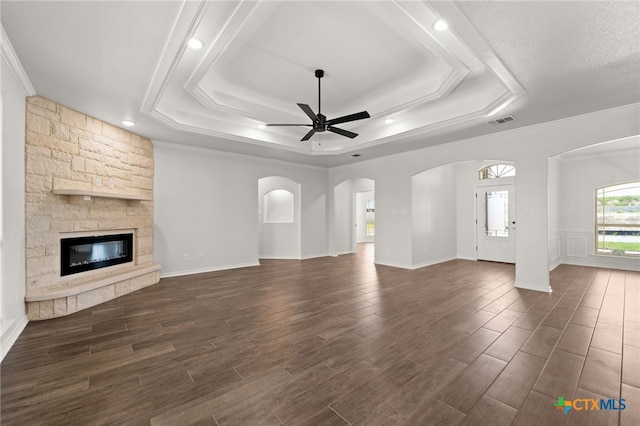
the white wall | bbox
[1,27,33,360]
[333,180,353,255]
[300,175,327,260]
[456,161,482,260]
[153,141,328,277]
[552,137,640,271]
[372,172,413,269]
[548,156,562,269]
[329,104,640,291]
[412,164,457,267]
[258,176,301,259]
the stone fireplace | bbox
[24,96,160,320]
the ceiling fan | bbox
[265,69,370,141]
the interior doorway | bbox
[355,191,375,243]
[476,184,516,263]
[333,178,374,256]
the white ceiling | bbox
[3,1,639,167]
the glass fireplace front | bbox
[61,233,133,276]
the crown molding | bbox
[1,25,35,96]
[331,102,640,170]
[556,139,639,162]
[141,0,525,156]
[451,103,640,151]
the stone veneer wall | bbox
[25,96,159,320]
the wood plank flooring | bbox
[2,244,639,425]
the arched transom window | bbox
[479,164,516,180]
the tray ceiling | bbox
[2,1,639,166]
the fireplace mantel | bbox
[53,189,152,201]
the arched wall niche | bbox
[258,176,301,259]
[263,189,294,223]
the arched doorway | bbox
[410,161,517,268]
[548,136,639,270]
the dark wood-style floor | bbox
[2,244,638,425]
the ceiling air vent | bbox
[487,115,515,126]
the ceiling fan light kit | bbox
[266,69,371,141]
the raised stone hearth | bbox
[25,96,160,320]
[25,264,160,320]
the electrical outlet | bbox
[198,253,204,260]
[182,254,188,261]
[108,179,115,189]
[95,178,102,187]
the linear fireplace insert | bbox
[61,233,133,276]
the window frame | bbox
[594,180,640,258]
[365,200,375,237]
[478,163,516,180]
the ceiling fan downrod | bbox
[315,69,324,116]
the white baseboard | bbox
[376,256,457,271]
[410,256,457,270]
[300,253,330,260]
[374,260,412,270]
[159,262,260,279]
[515,280,552,293]
[456,256,477,261]
[549,259,562,271]
[559,259,640,272]
[1,316,28,362]
[258,253,329,260]
[259,255,300,260]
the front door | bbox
[476,184,516,263]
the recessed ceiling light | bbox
[258,124,266,129]
[434,20,448,32]
[122,120,135,127]
[188,38,203,49]
[384,118,394,124]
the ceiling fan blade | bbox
[328,126,358,139]
[300,128,317,141]
[297,103,318,122]
[326,111,370,126]
[265,124,312,127]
